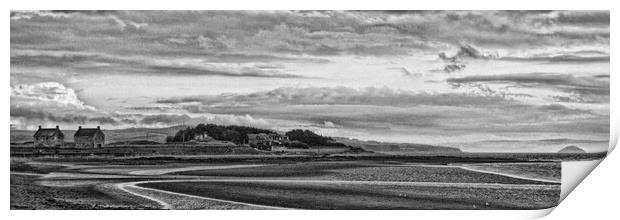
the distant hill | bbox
[558,145,587,153]
[333,137,461,153]
[12,125,458,154]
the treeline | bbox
[166,124,275,144]
[285,129,347,147]
[166,124,347,147]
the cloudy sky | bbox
[10,10,609,152]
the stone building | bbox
[193,133,213,142]
[247,133,289,151]
[33,125,64,147]
[74,126,105,148]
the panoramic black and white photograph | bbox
[9,10,609,210]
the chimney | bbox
[38,125,41,130]
[78,126,82,129]
[97,126,100,130]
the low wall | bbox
[274,147,352,154]
[10,144,260,157]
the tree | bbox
[166,123,276,144]
[285,129,342,147]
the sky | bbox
[10,10,610,152]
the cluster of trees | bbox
[282,141,310,149]
[166,124,347,148]
[285,129,348,147]
[166,124,275,144]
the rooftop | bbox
[33,126,63,138]
[74,126,103,137]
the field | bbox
[11,155,562,210]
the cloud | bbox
[139,114,192,125]
[439,44,499,61]
[438,63,467,73]
[9,11,610,151]
[11,11,609,58]
[501,54,609,63]
[8,82,282,129]
[137,113,274,129]
[435,44,498,73]
[108,15,147,31]
[176,101,605,137]
[126,106,175,112]
[11,50,306,78]
[152,86,604,139]
[320,121,342,128]
[449,72,608,90]
[434,44,609,73]
[11,82,96,110]
[10,10,114,20]
[9,82,128,128]
[447,73,609,102]
[10,104,280,129]
[10,10,74,20]
[9,82,127,128]
[537,104,595,115]
[89,116,121,125]
[9,105,129,127]
[156,86,516,108]
[11,106,88,124]
[549,11,609,26]
[399,67,423,77]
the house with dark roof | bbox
[74,126,105,148]
[247,133,289,151]
[33,125,64,147]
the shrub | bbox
[285,129,344,147]
[284,141,310,149]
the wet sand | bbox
[11,158,561,210]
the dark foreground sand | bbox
[10,157,560,210]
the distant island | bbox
[558,145,587,154]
